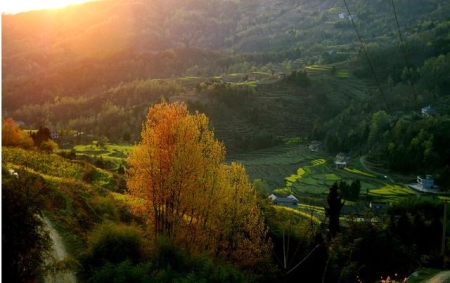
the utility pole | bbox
[442,200,447,257]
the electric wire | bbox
[390,0,419,109]
[343,0,390,113]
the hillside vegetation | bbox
[3,0,450,174]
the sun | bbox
[1,0,99,14]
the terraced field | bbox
[178,62,376,158]
[71,143,132,170]
[306,64,373,107]
[230,142,420,218]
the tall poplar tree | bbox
[325,182,344,238]
[127,102,271,267]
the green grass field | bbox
[70,143,133,170]
[368,184,417,201]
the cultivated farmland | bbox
[230,142,420,214]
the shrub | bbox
[39,139,58,154]
[78,221,146,281]
[2,170,53,282]
[89,196,120,221]
[81,236,249,283]
[87,260,153,283]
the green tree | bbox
[330,65,337,75]
[350,180,361,201]
[368,110,390,151]
[325,182,344,238]
[339,180,361,201]
[39,139,58,154]
[31,126,52,148]
[2,169,52,282]
[388,197,445,258]
[97,136,109,149]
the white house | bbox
[335,152,350,168]
[417,175,437,190]
[409,174,439,192]
[268,194,299,208]
[421,105,437,117]
[50,130,59,140]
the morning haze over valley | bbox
[2,0,450,282]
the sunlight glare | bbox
[1,0,99,14]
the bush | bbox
[87,260,153,283]
[78,222,146,281]
[2,170,52,282]
[39,139,58,153]
[81,235,249,283]
[89,196,120,221]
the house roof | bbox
[268,194,298,202]
[268,194,277,201]
[421,105,437,115]
[335,152,350,162]
[274,197,298,203]
[287,194,298,201]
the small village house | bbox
[308,140,323,152]
[268,194,299,208]
[409,174,439,192]
[417,175,438,190]
[335,152,350,168]
[421,105,437,117]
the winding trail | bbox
[43,216,77,283]
[423,270,450,283]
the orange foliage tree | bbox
[127,102,271,267]
[2,118,34,149]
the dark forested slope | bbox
[3,0,450,160]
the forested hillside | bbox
[3,0,450,171]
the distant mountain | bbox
[4,0,448,75]
[2,0,450,151]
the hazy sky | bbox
[1,0,98,14]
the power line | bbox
[343,0,390,113]
[390,0,419,109]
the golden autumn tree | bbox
[214,162,273,268]
[127,102,271,267]
[2,118,34,149]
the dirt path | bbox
[424,270,450,283]
[43,216,77,283]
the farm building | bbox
[421,105,437,117]
[309,140,323,152]
[268,194,299,208]
[335,152,350,168]
[50,130,59,140]
[409,175,439,192]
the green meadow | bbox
[368,184,418,201]
[69,143,134,170]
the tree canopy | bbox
[325,182,344,238]
[126,102,272,268]
[2,169,52,282]
[2,118,34,149]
